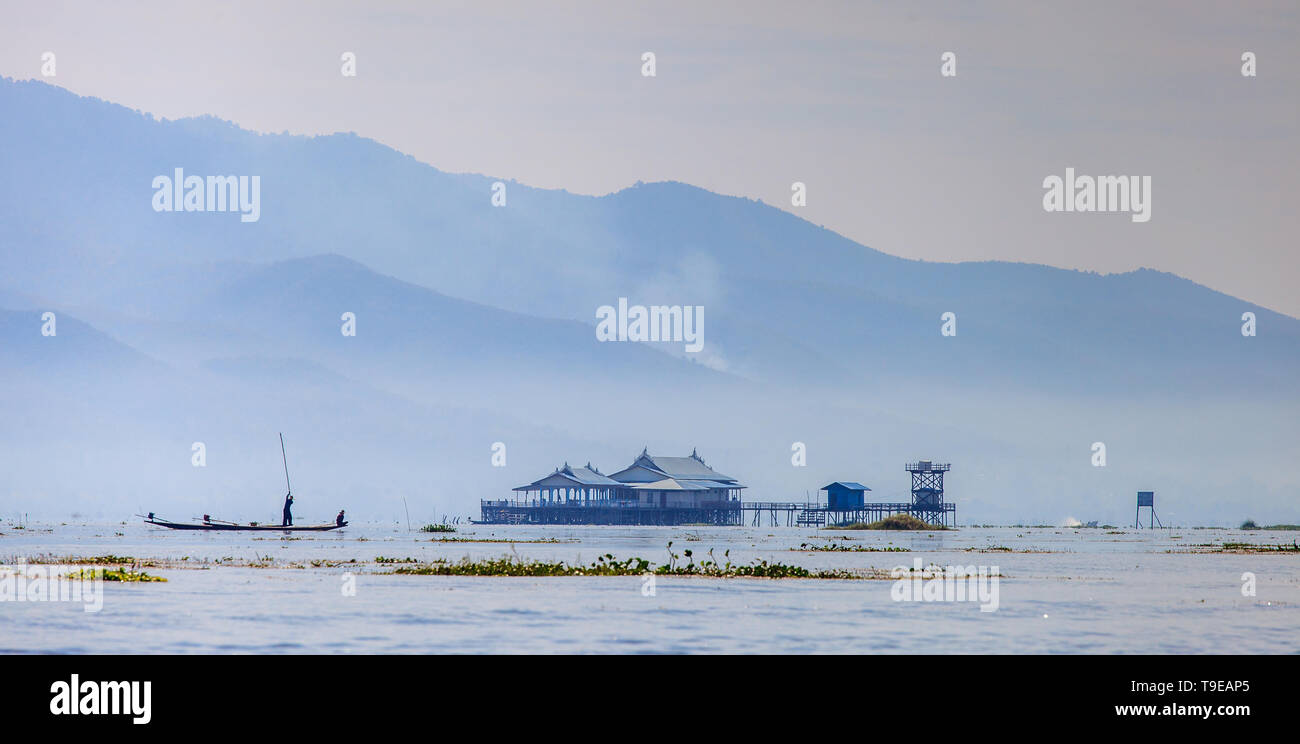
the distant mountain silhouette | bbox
[1,77,1297,524]
[3,78,1294,392]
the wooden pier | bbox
[739,501,956,528]
[478,499,955,527]
[479,499,742,526]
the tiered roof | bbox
[516,450,744,491]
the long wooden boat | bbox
[143,433,348,532]
[144,516,347,532]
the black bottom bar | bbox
[10,654,1290,732]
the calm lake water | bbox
[2,522,1297,653]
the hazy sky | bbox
[3,1,1297,315]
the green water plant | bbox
[832,514,947,531]
[10,554,161,568]
[390,544,874,579]
[795,542,908,553]
[1219,541,1300,553]
[64,567,166,582]
[426,537,570,544]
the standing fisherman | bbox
[279,433,294,527]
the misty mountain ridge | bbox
[1,77,1297,524]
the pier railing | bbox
[479,499,743,526]
[483,498,646,509]
[479,498,955,527]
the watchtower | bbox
[1135,491,1162,528]
[906,460,951,526]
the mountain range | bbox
[1,77,1296,525]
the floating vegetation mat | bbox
[64,567,167,582]
[1187,541,1300,554]
[424,537,574,544]
[794,542,908,553]
[830,515,948,531]
[962,546,1057,554]
[7,554,161,567]
[389,550,889,580]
